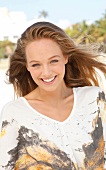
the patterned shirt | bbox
[0,86,106,170]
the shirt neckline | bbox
[20,88,77,125]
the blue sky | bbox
[0,0,106,24]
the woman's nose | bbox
[42,65,52,76]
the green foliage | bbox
[65,10,106,48]
[0,48,4,59]
[0,40,15,59]
[38,10,48,18]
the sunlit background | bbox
[0,0,106,112]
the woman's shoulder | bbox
[74,86,103,95]
[73,86,105,104]
[0,97,25,119]
[2,97,23,110]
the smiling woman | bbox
[26,39,68,93]
[0,21,106,170]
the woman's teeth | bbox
[42,77,55,82]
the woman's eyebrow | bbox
[29,60,39,63]
[49,55,60,59]
[29,55,60,63]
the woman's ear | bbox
[64,56,68,64]
[26,64,29,71]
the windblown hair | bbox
[7,21,106,97]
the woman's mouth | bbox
[41,76,56,83]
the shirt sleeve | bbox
[98,91,106,169]
[0,105,19,170]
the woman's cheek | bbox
[30,70,40,80]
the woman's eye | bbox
[51,60,59,63]
[32,63,40,67]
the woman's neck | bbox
[36,83,73,103]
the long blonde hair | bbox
[7,21,106,96]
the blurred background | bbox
[0,0,106,112]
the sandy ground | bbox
[0,59,15,113]
[0,69,14,113]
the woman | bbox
[0,21,106,169]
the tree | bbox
[65,10,106,47]
[38,10,48,18]
[0,40,14,59]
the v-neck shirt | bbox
[0,86,106,169]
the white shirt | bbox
[0,86,106,169]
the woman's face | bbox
[26,38,68,92]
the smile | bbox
[42,76,56,83]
